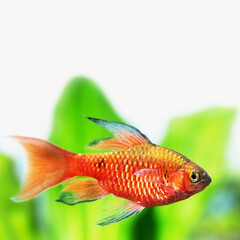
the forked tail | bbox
[11,136,75,202]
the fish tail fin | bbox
[11,136,75,202]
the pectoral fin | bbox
[134,169,174,189]
[57,178,109,205]
[85,117,151,151]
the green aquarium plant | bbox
[1,77,238,240]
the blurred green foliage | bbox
[1,77,239,240]
[155,108,237,240]
[0,154,42,240]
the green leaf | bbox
[38,77,136,240]
[0,153,43,240]
[153,107,237,240]
[3,76,238,240]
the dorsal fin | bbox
[85,117,151,151]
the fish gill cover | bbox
[0,76,238,240]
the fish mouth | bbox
[202,172,212,188]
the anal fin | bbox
[96,200,144,226]
[57,178,109,205]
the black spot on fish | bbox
[97,158,105,168]
[164,170,168,180]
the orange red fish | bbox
[11,117,211,225]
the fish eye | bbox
[188,170,200,183]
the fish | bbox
[11,117,211,226]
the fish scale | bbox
[74,144,189,207]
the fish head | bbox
[181,161,211,195]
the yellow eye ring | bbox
[189,170,200,183]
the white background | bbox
[0,1,239,167]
